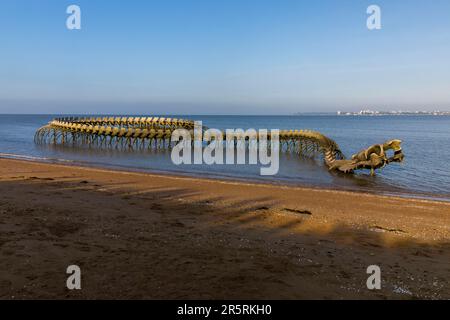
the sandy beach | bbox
[0,158,449,299]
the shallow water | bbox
[1,114,449,200]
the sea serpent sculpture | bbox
[34,116,404,175]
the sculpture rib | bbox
[35,116,404,174]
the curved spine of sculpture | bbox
[34,116,404,174]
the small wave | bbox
[0,152,74,163]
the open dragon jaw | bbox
[34,116,405,175]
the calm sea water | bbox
[1,114,449,200]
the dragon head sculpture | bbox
[328,139,404,175]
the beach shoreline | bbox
[1,153,449,203]
[0,158,449,299]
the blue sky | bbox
[1,0,450,114]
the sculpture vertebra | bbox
[35,116,404,175]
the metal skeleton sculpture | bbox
[35,116,404,175]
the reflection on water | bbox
[0,114,449,201]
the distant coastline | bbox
[292,110,450,116]
[335,110,450,116]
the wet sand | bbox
[0,158,449,299]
